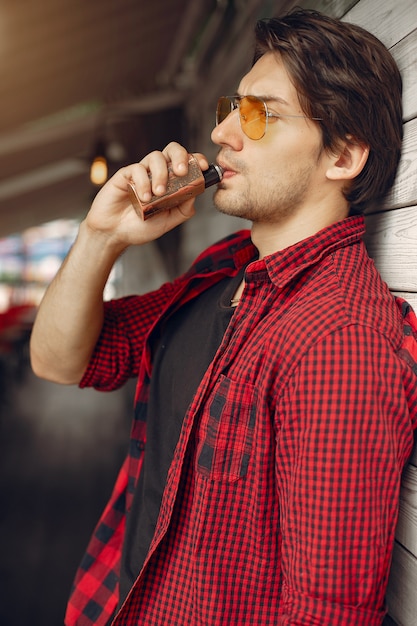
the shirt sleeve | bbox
[80,281,176,391]
[275,323,415,625]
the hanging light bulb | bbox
[89,140,108,186]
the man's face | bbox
[211,52,331,225]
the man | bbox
[30,9,417,626]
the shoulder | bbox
[274,240,404,378]
[300,239,404,348]
[332,240,404,347]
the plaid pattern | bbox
[65,217,417,625]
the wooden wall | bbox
[343,1,417,624]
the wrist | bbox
[64,220,127,293]
[78,218,128,260]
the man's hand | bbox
[86,142,209,252]
[30,142,208,384]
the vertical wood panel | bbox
[386,543,417,626]
[385,118,417,210]
[365,206,417,291]
[344,0,417,46]
[391,29,417,122]
[395,464,417,558]
[344,2,417,624]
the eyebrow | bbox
[235,92,291,107]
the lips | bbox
[217,161,237,177]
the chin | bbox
[214,191,250,220]
[215,200,258,223]
[215,203,249,220]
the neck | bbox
[250,202,349,258]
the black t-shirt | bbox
[118,268,245,606]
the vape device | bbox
[127,154,223,220]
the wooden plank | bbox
[396,464,417,558]
[385,118,417,211]
[294,0,359,18]
[364,118,417,213]
[365,206,417,291]
[391,29,417,122]
[344,0,417,47]
[386,542,417,626]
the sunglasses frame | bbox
[216,95,322,140]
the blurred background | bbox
[0,0,398,624]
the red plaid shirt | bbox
[65,216,417,626]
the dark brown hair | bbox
[253,9,403,214]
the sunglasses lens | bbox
[216,96,267,140]
[240,96,267,140]
[216,97,233,125]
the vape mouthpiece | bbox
[203,163,223,188]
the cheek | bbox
[255,132,301,164]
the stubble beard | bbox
[213,163,315,225]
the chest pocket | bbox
[196,374,257,483]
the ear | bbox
[326,135,370,182]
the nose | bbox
[211,108,243,150]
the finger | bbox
[191,153,210,172]
[140,151,172,196]
[143,197,196,235]
[161,146,210,177]
[122,153,171,206]
[161,142,190,176]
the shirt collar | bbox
[247,215,365,288]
